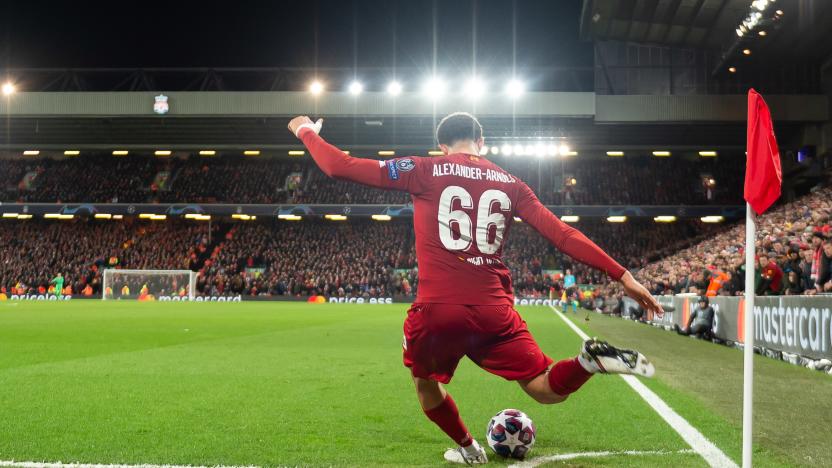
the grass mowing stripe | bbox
[549,305,738,468]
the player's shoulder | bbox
[477,157,530,188]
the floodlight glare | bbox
[505,79,525,98]
[422,77,446,100]
[348,81,363,95]
[558,144,571,156]
[386,81,403,96]
[479,145,489,155]
[464,77,486,99]
[490,146,499,156]
[1,82,15,96]
[309,81,324,95]
[547,145,558,157]
[501,145,513,156]
[513,145,524,155]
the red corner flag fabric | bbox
[744,89,782,215]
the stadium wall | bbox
[0,92,826,121]
[624,295,832,363]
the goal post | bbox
[102,269,198,301]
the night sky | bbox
[0,0,590,70]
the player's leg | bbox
[469,306,655,404]
[519,338,656,403]
[403,304,488,464]
[412,376,486,461]
[518,351,597,404]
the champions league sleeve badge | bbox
[395,158,415,172]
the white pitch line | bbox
[548,305,738,468]
[0,462,258,468]
[508,448,696,468]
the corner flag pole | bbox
[742,203,756,468]
[741,88,781,468]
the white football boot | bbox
[579,338,655,378]
[443,439,489,465]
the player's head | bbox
[435,112,484,155]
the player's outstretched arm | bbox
[288,115,395,190]
[515,182,663,316]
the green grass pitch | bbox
[1,301,829,467]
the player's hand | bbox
[288,116,323,138]
[620,271,664,318]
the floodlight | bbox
[386,81,403,96]
[464,77,486,99]
[505,79,525,98]
[422,77,446,100]
[348,81,363,95]
[309,81,324,95]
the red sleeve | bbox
[515,181,627,281]
[299,128,427,194]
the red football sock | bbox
[424,394,473,447]
[547,357,593,396]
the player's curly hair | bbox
[435,112,483,147]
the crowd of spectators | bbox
[1,154,743,206]
[0,215,709,299]
[0,221,213,297]
[537,157,744,205]
[157,158,304,204]
[2,155,163,203]
[198,222,416,297]
[601,185,832,301]
[505,220,721,297]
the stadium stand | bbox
[1,154,742,205]
[0,221,214,297]
[629,184,832,299]
[0,217,716,299]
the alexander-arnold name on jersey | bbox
[431,162,516,183]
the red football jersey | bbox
[300,130,626,305]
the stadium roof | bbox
[580,0,832,60]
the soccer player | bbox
[288,112,662,464]
[49,273,64,298]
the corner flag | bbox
[744,89,782,215]
[741,89,781,468]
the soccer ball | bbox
[485,409,536,459]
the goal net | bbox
[102,269,198,301]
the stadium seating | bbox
[2,154,742,205]
[628,185,832,299]
[0,218,714,299]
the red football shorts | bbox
[402,303,553,384]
